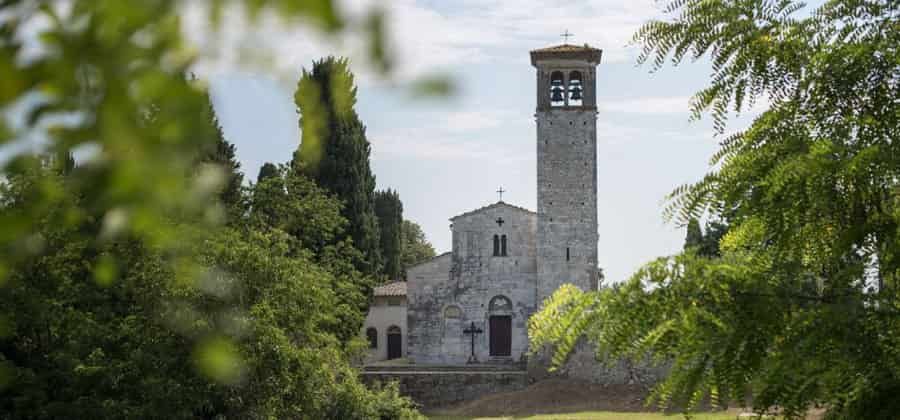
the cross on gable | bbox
[495,217,505,227]
[496,186,506,202]
[561,29,574,43]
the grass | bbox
[428,411,741,420]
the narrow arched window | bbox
[550,71,565,107]
[366,327,377,349]
[568,71,583,106]
[501,235,508,256]
[493,234,500,256]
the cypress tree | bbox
[197,90,245,224]
[374,189,403,280]
[293,57,382,276]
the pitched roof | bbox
[530,43,603,65]
[449,201,535,222]
[404,251,452,272]
[374,281,406,297]
[531,43,597,53]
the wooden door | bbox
[489,316,511,357]
[387,327,402,359]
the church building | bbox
[364,43,602,365]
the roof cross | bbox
[497,186,506,202]
[560,29,574,44]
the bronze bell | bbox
[551,86,564,102]
[570,85,583,101]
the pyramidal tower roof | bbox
[530,43,602,65]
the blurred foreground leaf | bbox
[193,336,244,385]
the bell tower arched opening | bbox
[549,71,565,107]
[568,71,583,106]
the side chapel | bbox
[363,42,603,365]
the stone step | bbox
[362,363,525,373]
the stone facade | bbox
[407,204,538,364]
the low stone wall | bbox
[361,365,528,409]
[528,341,668,389]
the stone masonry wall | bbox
[361,367,528,409]
[535,108,599,303]
[529,340,668,389]
[407,203,539,365]
[406,253,453,363]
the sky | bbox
[186,0,769,283]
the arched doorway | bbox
[386,325,402,359]
[488,296,512,357]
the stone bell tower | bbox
[531,43,602,305]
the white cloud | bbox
[370,129,530,164]
[182,0,664,85]
[599,94,773,119]
[441,109,514,132]
[360,106,524,161]
[599,96,694,115]
[369,117,528,164]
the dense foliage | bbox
[531,1,899,419]
[293,57,384,278]
[256,162,279,183]
[0,1,423,418]
[399,219,437,276]
[683,218,727,257]
[248,163,373,344]
[375,189,404,280]
[0,161,421,419]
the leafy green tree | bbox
[683,218,703,251]
[195,228,417,419]
[531,1,900,418]
[399,220,436,276]
[0,159,420,419]
[249,164,346,253]
[248,164,371,343]
[257,162,279,183]
[698,219,727,258]
[374,189,404,280]
[293,57,383,277]
[0,2,422,417]
[0,0,391,305]
[683,218,728,258]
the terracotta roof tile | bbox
[530,43,598,53]
[374,281,406,297]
